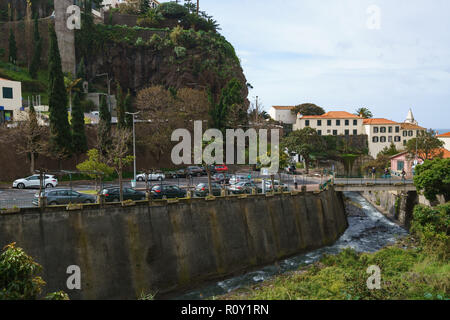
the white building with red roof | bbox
[294,111,364,136]
[437,131,450,151]
[269,106,297,124]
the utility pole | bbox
[126,111,141,187]
[197,0,199,15]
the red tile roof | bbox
[401,123,426,130]
[301,111,360,119]
[437,132,450,137]
[363,118,398,125]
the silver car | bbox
[33,189,96,206]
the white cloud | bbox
[201,0,450,128]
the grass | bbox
[78,190,98,195]
[219,240,449,300]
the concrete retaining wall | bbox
[0,189,347,300]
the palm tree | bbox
[355,107,373,119]
[64,74,82,113]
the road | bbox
[0,172,321,209]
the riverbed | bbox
[175,192,408,300]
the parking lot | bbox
[0,172,323,209]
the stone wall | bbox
[0,189,347,300]
[362,190,418,229]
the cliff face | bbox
[0,0,53,21]
[77,25,249,100]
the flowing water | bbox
[175,192,408,300]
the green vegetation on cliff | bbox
[221,203,450,300]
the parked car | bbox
[228,182,261,194]
[135,172,165,182]
[150,185,187,199]
[101,187,146,203]
[212,173,231,184]
[187,166,205,176]
[229,174,252,185]
[195,183,222,197]
[201,165,216,175]
[33,189,96,206]
[13,174,58,189]
[265,180,289,192]
[214,164,229,172]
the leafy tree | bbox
[355,107,373,119]
[406,130,444,161]
[98,95,112,159]
[8,28,17,64]
[47,22,72,159]
[282,127,324,173]
[378,143,399,157]
[140,0,150,13]
[71,92,88,158]
[29,16,42,79]
[156,2,189,19]
[291,103,325,116]
[414,158,450,202]
[77,149,114,191]
[0,243,69,300]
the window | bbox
[388,127,393,133]
[394,136,401,142]
[345,120,349,126]
[380,127,386,133]
[373,137,379,143]
[317,120,322,126]
[380,136,386,143]
[305,120,310,126]
[395,126,400,133]
[2,87,13,99]
[388,136,393,142]
[353,129,358,135]
[353,120,358,126]
[408,130,413,137]
[345,130,349,135]
[336,120,341,126]
[403,131,407,137]
[327,120,332,126]
[373,127,379,133]
[317,130,322,136]
[397,161,404,171]
[333,130,338,136]
[403,140,407,146]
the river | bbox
[175,192,408,300]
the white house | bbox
[269,106,297,124]
[294,111,364,136]
[0,78,23,124]
[437,132,450,151]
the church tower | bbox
[404,108,418,125]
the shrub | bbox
[174,46,187,58]
[156,2,189,19]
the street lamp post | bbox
[126,111,140,186]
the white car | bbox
[135,172,165,182]
[13,175,58,189]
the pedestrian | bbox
[371,167,376,179]
[401,169,406,182]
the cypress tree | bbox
[48,22,72,158]
[116,82,125,129]
[8,29,17,64]
[98,95,112,158]
[71,92,88,156]
[140,0,150,14]
[124,90,133,130]
[29,16,41,79]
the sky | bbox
[199,0,450,130]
